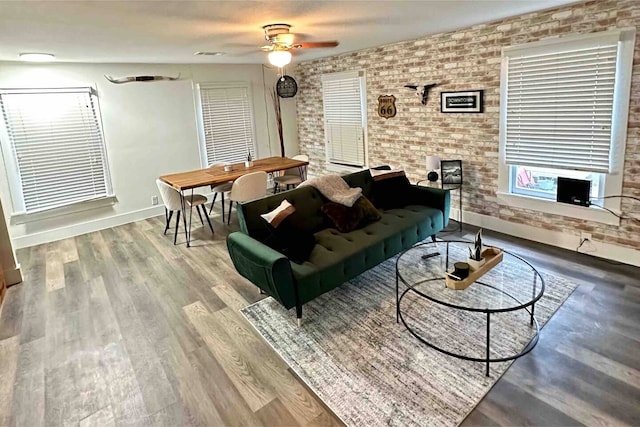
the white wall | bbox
[0,61,299,247]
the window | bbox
[196,83,256,166]
[321,71,367,169]
[510,165,603,200]
[0,87,113,214]
[498,29,635,224]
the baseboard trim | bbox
[456,209,640,268]
[12,205,166,249]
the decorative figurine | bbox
[467,229,485,270]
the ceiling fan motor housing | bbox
[263,24,292,42]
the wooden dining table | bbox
[159,156,309,247]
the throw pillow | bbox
[321,195,381,233]
[262,218,315,264]
[261,201,315,263]
[370,169,411,209]
[370,168,404,180]
[260,199,295,228]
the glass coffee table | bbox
[395,240,544,376]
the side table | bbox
[416,180,462,232]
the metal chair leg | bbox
[164,209,173,235]
[221,193,226,220]
[173,210,181,245]
[208,193,218,215]
[196,205,204,225]
[204,208,214,234]
[227,200,233,225]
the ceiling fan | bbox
[261,23,339,66]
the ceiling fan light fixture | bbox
[19,52,56,62]
[268,50,292,67]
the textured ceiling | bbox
[0,1,579,65]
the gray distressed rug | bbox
[242,249,577,427]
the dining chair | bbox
[156,179,214,244]
[273,154,308,193]
[207,161,233,219]
[227,171,268,225]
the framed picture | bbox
[441,90,483,113]
[441,160,463,185]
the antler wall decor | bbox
[104,74,181,84]
[404,83,439,105]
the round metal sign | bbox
[276,75,298,98]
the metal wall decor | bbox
[276,75,298,98]
[404,83,438,105]
[377,95,397,119]
[441,90,483,113]
[104,74,181,84]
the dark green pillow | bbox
[262,217,315,264]
[321,196,381,233]
[371,171,411,209]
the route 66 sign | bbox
[377,95,397,119]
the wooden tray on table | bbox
[445,247,503,290]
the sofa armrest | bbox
[226,232,297,309]
[408,185,451,227]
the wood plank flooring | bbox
[0,206,638,426]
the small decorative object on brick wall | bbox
[377,95,397,119]
[404,83,438,105]
[441,90,483,113]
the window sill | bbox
[11,195,117,225]
[496,191,620,226]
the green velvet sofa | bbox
[226,169,451,324]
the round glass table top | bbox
[396,240,544,312]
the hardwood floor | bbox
[0,207,638,426]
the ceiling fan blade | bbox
[293,41,339,49]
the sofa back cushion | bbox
[371,170,412,209]
[342,169,375,199]
[238,185,326,241]
[238,168,381,242]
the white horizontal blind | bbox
[504,39,618,173]
[0,88,112,213]
[198,85,255,165]
[322,72,365,167]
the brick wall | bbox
[295,0,640,252]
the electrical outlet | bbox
[151,195,159,206]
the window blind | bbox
[198,85,255,165]
[504,38,618,173]
[0,88,112,213]
[321,72,365,167]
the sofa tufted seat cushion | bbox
[290,204,444,301]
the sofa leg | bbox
[431,234,437,242]
[296,303,302,327]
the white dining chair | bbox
[227,171,268,225]
[207,161,233,219]
[156,179,214,244]
[273,154,308,193]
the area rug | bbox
[241,250,577,427]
